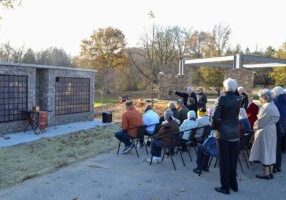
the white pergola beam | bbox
[184,56,234,65]
[243,63,286,68]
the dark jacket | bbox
[155,120,180,146]
[197,92,207,109]
[175,91,197,111]
[241,92,249,110]
[274,93,286,136]
[212,91,242,141]
[177,106,189,124]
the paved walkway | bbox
[0,119,113,148]
[0,147,285,200]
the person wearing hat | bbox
[179,110,198,140]
[174,86,198,112]
[147,109,180,164]
[115,100,143,154]
[197,87,208,109]
[195,108,211,139]
[177,99,189,125]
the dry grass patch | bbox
[0,124,120,189]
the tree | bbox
[0,42,24,62]
[270,42,286,86]
[0,0,21,8]
[36,47,73,67]
[198,67,224,88]
[22,48,36,64]
[78,27,127,92]
[129,25,190,84]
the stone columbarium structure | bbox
[0,62,95,135]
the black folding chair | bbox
[149,130,185,170]
[116,125,145,158]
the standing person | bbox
[177,99,189,125]
[174,86,197,112]
[197,87,208,109]
[115,101,143,154]
[212,78,242,195]
[238,86,249,110]
[272,86,286,173]
[246,97,260,129]
[249,89,280,179]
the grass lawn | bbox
[94,97,118,107]
[0,124,120,189]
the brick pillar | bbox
[224,68,254,94]
[158,72,192,100]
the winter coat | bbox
[179,119,198,140]
[241,92,249,110]
[274,93,286,136]
[212,91,242,141]
[143,110,160,135]
[175,91,197,112]
[197,92,207,109]
[155,120,180,146]
[246,102,259,128]
[249,101,280,165]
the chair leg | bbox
[149,155,153,166]
[132,140,140,158]
[117,141,121,155]
[162,148,167,161]
[214,157,218,168]
[179,150,186,167]
[238,157,245,174]
[242,150,249,168]
[208,156,213,168]
[170,153,177,170]
[186,147,193,162]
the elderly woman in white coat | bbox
[249,89,280,180]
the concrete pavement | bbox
[0,147,286,200]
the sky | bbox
[0,0,286,56]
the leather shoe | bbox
[215,187,230,195]
[256,174,270,180]
[193,168,201,174]
[231,187,238,192]
[269,174,274,179]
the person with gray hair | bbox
[249,89,280,179]
[147,109,180,164]
[212,78,242,194]
[238,86,249,110]
[272,86,286,173]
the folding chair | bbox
[116,125,145,158]
[150,131,185,170]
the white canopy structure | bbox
[178,54,286,75]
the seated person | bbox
[115,100,143,154]
[140,104,160,146]
[147,109,180,163]
[143,105,160,135]
[195,108,210,139]
[239,108,252,136]
[177,99,189,125]
[159,102,179,124]
[179,110,198,140]
[193,131,217,174]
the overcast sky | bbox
[0,0,285,56]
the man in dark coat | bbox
[272,86,286,173]
[238,87,249,110]
[175,86,197,112]
[212,78,242,195]
[197,87,207,109]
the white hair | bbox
[272,86,285,97]
[223,78,238,92]
[237,86,244,94]
[259,89,273,103]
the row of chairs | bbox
[117,122,211,170]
